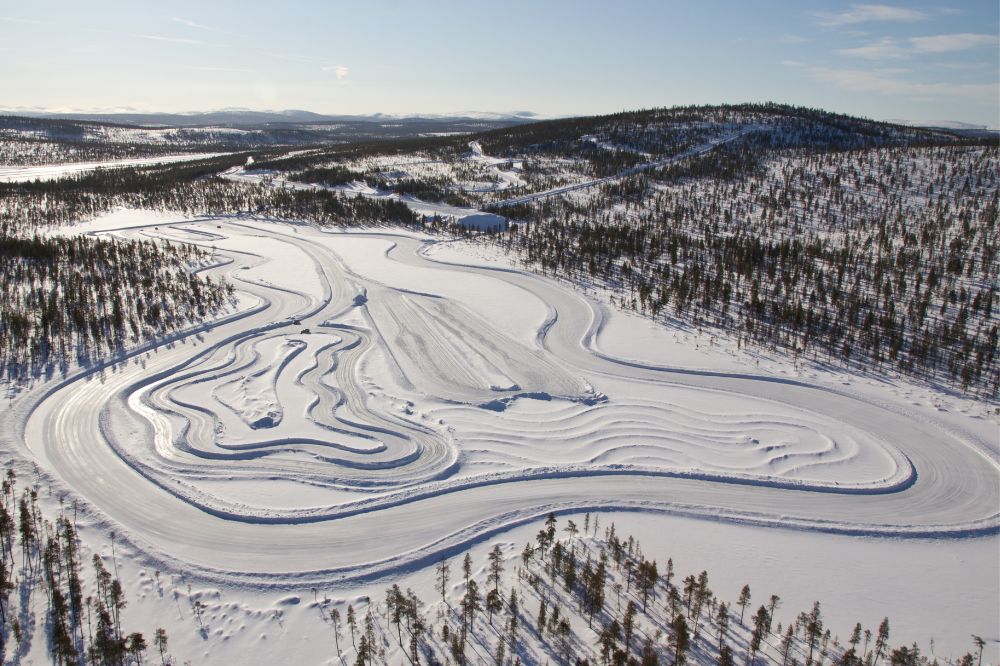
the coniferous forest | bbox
[485,143,998,397]
[0,230,233,379]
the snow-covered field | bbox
[2,211,997,663]
[0,152,225,182]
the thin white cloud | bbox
[171,17,214,31]
[262,51,328,64]
[838,37,907,59]
[139,34,210,46]
[321,64,350,80]
[936,60,990,70]
[814,4,926,26]
[778,34,810,44]
[839,33,998,60]
[0,16,45,24]
[909,33,997,53]
[786,61,998,102]
[170,16,236,37]
[188,65,256,73]
[0,104,152,114]
[263,52,348,79]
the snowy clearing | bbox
[0,152,227,182]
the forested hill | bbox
[463,105,998,398]
[251,102,990,186]
[473,103,978,174]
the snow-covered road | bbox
[7,218,998,590]
[491,127,756,207]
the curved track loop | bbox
[9,218,999,586]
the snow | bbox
[1,211,997,663]
[0,152,226,182]
[494,126,756,208]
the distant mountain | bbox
[885,118,999,138]
[1,108,541,128]
[0,111,535,150]
[886,118,987,130]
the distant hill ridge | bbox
[1,103,993,153]
[0,108,542,128]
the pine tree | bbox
[668,614,690,665]
[521,542,534,569]
[641,637,659,666]
[409,606,426,665]
[767,594,780,633]
[637,559,658,612]
[598,618,620,666]
[154,628,168,666]
[873,617,890,664]
[486,588,503,626]
[354,633,370,666]
[546,512,557,543]
[663,558,674,598]
[363,610,376,666]
[748,605,769,665]
[126,632,147,665]
[556,618,572,665]
[715,601,729,649]
[972,635,985,666]
[506,587,519,653]
[780,624,795,666]
[462,553,473,587]
[849,622,862,653]
[436,558,450,604]
[0,553,11,625]
[537,598,547,638]
[330,608,342,658]
[622,600,637,651]
[347,604,357,649]
[461,579,481,639]
[803,602,824,665]
[488,544,504,593]
[737,584,751,624]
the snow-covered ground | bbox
[1,211,997,663]
[0,152,226,182]
[223,166,508,230]
[492,126,755,207]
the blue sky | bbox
[1,1,997,126]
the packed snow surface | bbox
[4,214,998,660]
